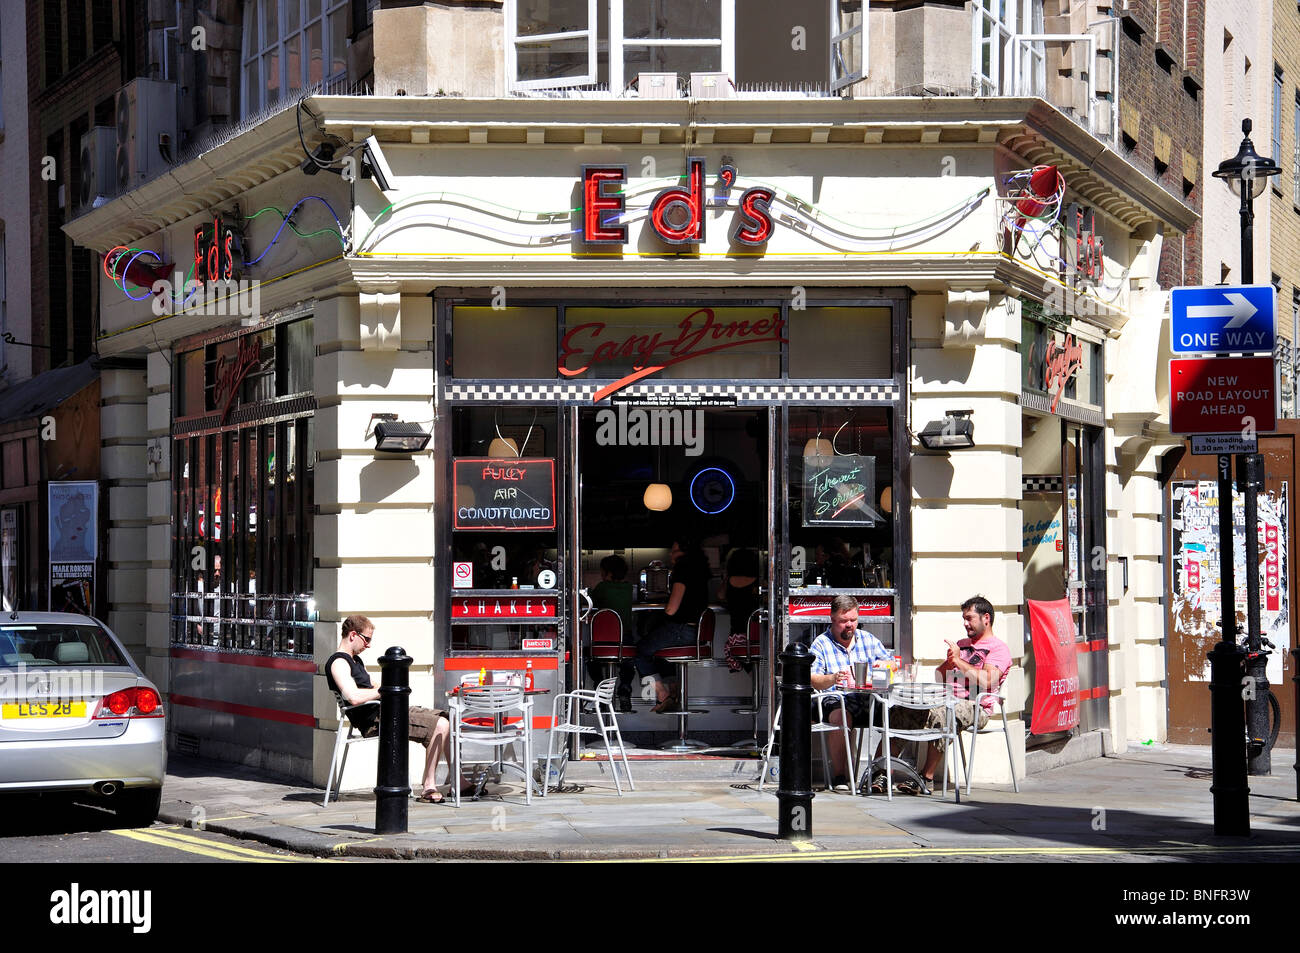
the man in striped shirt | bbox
[810,594,892,790]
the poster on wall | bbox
[48,482,97,562]
[1,509,19,611]
[1027,597,1081,734]
[1170,480,1290,685]
[50,563,94,615]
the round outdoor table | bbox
[447,686,551,799]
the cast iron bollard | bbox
[1293,647,1300,801]
[375,646,412,834]
[777,641,813,840]
[1208,638,1249,836]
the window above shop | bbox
[503,0,863,94]
[241,0,350,118]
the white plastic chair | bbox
[956,669,1020,795]
[878,682,961,801]
[323,694,380,807]
[542,677,634,796]
[449,686,534,806]
[759,689,857,794]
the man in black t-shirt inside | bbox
[625,539,711,713]
[326,615,460,803]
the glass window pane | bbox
[625,45,720,77]
[263,50,280,103]
[286,0,300,32]
[453,306,558,377]
[307,0,321,20]
[307,21,323,86]
[625,0,721,40]
[262,0,278,49]
[562,306,781,382]
[517,0,590,35]
[788,307,892,379]
[329,7,348,76]
[286,34,302,92]
[517,37,593,83]
[283,318,314,395]
[244,59,260,112]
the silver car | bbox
[0,612,166,826]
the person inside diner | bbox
[810,594,892,791]
[589,554,635,709]
[622,538,712,713]
[721,547,761,672]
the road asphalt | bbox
[156,743,1300,861]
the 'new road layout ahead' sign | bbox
[1171,284,1275,354]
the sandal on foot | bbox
[895,778,931,796]
[415,790,445,804]
[651,693,681,714]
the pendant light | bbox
[644,441,672,511]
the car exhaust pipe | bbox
[95,781,120,797]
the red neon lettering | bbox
[480,466,525,481]
[734,187,776,245]
[648,157,705,244]
[582,167,627,243]
[194,229,204,281]
[222,230,234,280]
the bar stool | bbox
[588,608,635,686]
[654,607,716,752]
[729,609,766,748]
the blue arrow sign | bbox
[1171,284,1275,354]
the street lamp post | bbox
[1209,120,1282,811]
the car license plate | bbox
[2,701,87,719]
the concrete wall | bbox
[1271,0,1300,415]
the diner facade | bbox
[65,87,1193,787]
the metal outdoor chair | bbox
[449,685,534,806]
[877,682,961,802]
[758,689,857,795]
[653,607,716,751]
[323,694,380,807]
[729,609,766,748]
[542,677,635,796]
[956,667,1020,795]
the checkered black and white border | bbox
[444,381,900,404]
[1023,475,1063,494]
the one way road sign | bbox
[1171,284,1275,354]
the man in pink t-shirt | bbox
[889,595,1011,791]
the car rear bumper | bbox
[0,719,165,793]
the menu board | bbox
[453,458,556,531]
[802,454,880,526]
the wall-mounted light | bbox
[369,413,431,453]
[917,409,975,450]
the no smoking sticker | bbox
[453,562,473,589]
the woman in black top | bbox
[627,539,711,712]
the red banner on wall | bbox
[1027,597,1080,734]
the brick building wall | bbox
[1115,0,1205,288]
[1272,0,1300,416]
[27,0,147,375]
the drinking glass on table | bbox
[834,669,852,689]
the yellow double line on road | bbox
[614,842,1300,863]
[111,826,320,863]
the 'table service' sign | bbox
[1169,356,1276,435]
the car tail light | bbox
[95,687,164,719]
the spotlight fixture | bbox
[300,142,337,175]
[369,413,430,452]
[917,409,975,450]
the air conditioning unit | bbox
[79,127,117,210]
[115,78,178,193]
[637,73,679,99]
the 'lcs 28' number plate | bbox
[2,702,86,719]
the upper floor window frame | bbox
[972,0,1044,96]
[241,0,350,118]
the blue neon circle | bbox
[690,467,735,515]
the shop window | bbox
[787,306,892,379]
[786,408,896,647]
[452,306,558,378]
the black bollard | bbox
[375,646,412,834]
[777,641,813,840]
[1293,647,1300,801]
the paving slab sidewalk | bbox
[158,744,1300,861]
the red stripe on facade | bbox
[1074,640,1107,654]
[169,693,316,727]
[444,657,560,671]
[170,647,318,672]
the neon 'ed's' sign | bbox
[581,158,776,247]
